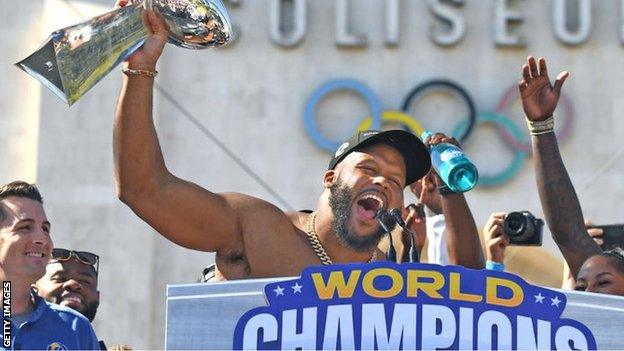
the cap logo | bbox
[361,131,378,138]
[335,142,350,157]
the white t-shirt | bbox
[426,214,449,265]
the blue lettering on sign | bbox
[233,262,596,350]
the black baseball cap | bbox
[328,129,431,186]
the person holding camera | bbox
[483,213,510,271]
[482,211,544,271]
[519,56,624,296]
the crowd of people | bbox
[2,2,623,350]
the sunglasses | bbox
[51,248,99,277]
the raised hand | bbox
[524,57,603,277]
[420,132,463,188]
[584,220,605,247]
[116,0,169,71]
[519,56,569,121]
[483,212,509,263]
[410,171,442,214]
[422,132,462,150]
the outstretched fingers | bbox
[522,64,531,82]
[528,56,539,78]
[553,71,570,95]
[538,57,548,78]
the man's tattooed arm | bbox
[532,133,601,277]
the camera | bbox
[503,211,544,246]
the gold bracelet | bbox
[121,68,158,78]
[530,129,554,136]
[529,121,554,129]
[526,116,554,128]
[528,122,554,132]
[526,116,554,134]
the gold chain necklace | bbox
[305,212,377,265]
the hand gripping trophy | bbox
[15,0,232,105]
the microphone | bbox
[390,207,420,263]
[390,208,406,227]
[376,209,397,262]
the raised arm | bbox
[421,135,485,269]
[438,190,484,269]
[519,56,601,276]
[113,7,242,252]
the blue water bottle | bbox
[421,130,478,193]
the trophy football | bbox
[15,0,232,106]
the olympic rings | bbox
[304,79,382,151]
[496,85,574,153]
[356,110,425,137]
[452,113,528,186]
[303,78,576,187]
[401,79,477,143]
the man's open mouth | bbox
[354,193,386,221]
[61,294,84,308]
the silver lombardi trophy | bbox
[15,0,232,106]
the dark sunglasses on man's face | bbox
[51,248,99,276]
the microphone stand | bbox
[390,208,420,263]
[376,209,397,262]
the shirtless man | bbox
[113,5,484,281]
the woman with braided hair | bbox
[574,248,624,296]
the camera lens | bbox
[503,212,527,237]
[502,211,544,246]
